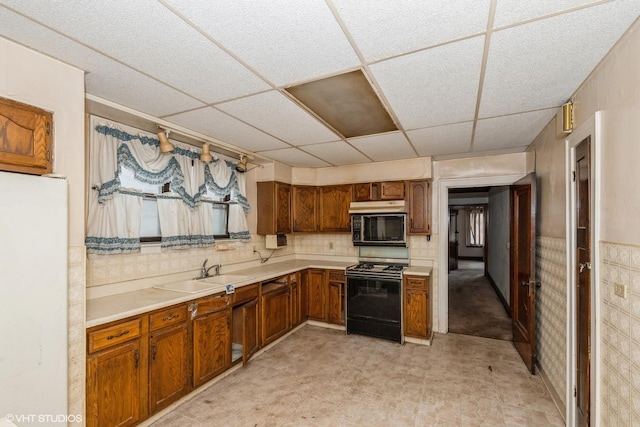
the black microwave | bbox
[351,213,407,247]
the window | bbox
[119,166,230,243]
[467,207,485,247]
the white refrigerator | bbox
[0,171,68,425]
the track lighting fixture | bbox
[236,155,248,173]
[157,129,174,153]
[200,143,213,163]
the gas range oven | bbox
[345,258,408,343]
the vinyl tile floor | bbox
[149,325,564,427]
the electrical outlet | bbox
[614,283,627,298]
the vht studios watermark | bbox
[4,413,83,423]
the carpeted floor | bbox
[448,262,513,341]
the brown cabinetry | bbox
[87,319,142,427]
[407,180,432,235]
[192,294,231,388]
[257,181,292,235]
[261,277,290,346]
[403,275,431,338]
[292,185,318,232]
[380,181,405,200]
[147,304,189,413]
[299,269,309,321]
[318,185,352,232]
[232,283,259,365]
[0,97,53,175]
[307,269,345,325]
[353,182,374,201]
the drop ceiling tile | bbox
[333,0,491,62]
[480,1,640,118]
[165,0,360,86]
[301,141,371,166]
[0,6,204,116]
[494,0,602,27]
[347,132,416,162]
[216,91,340,145]
[473,109,556,151]
[0,0,269,103]
[370,36,485,130]
[164,107,290,153]
[257,148,331,168]
[407,122,473,157]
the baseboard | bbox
[486,272,510,315]
[537,363,567,424]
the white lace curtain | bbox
[86,118,250,254]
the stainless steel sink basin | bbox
[153,280,223,294]
[198,274,251,285]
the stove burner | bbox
[383,265,404,272]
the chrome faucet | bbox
[197,259,221,279]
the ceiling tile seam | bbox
[469,0,498,153]
[158,0,279,91]
[477,106,558,122]
[256,146,337,168]
[296,143,368,167]
[492,0,614,32]
[0,4,215,107]
[278,88,349,141]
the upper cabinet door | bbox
[275,182,292,234]
[380,181,405,200]
[292,185,318,232]
[257,181,292,235]
[0,97,53,175]
[407,180,432,235]
[318,185,352,232]
[353,182,373,202]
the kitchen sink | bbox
[153,280,224,294]
[198,274,251,285]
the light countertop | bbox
[87,259,354,328]
[404,266,433,276]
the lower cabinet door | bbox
[242,299,259,364]
[261,288,290,346]
[87,340,141,427]
[193,309,231,388]
[327,281,343,325]
[404,288,429,337]
[148,323,189,413]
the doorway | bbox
[447,188,512,341]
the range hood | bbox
[348,200,407,214]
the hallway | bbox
[448,261,512,341]
[149,326,562,426]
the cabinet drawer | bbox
[233,283,259,305]
[328,271,345,282]
[149,304,188,332]
[88,318,141,354]
[195,293,230,316]
[405,276,429,290]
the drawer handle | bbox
[162,314,180,322]
[106,330,130,340]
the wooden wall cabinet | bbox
[380,181,405,200]
[148,305,189,413]
[192,294,231,388]
[353,182,373,202]
[407,180,432,235]
[87,318,142,427]
[403,275,431,338]
[0,97,53,175]
[292,185,318,232]
[257,181,292,235]
[261,276,291,346]
[318,185,352,232]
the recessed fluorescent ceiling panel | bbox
[285,70,397,138]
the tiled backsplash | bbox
[601,241,640,426]
[536,236,568,410]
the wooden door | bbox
[241,299,259,365]
[575,137,592,426]
[299,269,309,321]
[307,269,326,321]
[404,287,428,337]
[407,180,431,234]
[510,173,537,374]
[327,281,344,325]
[275,182,292,233]
[148,323,188,413]
[86,341,140,427]
[261,287,290,346]
[380,181,405,200]
[290,280,300,326]
[192,309,231,388]
[292,186,317,232]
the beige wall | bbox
[0,36,86,424]
[527,17,640,426]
